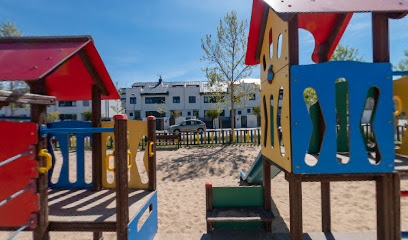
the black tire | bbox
[173,129,180,134]
[197,128,204,133]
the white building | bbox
[0,100,120,121]
[121,77,261,129]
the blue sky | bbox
[1,0,407,88]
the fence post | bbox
[222,130,225,145]
[147,116,157,191]
[258,129,261,146]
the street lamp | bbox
[131,93,136,120]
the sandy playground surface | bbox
[2,145,408,239]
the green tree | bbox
[396,50,408,71]
[47,112,60,123]
[206,109,221,128]
[81,110,92,121]
[201,11,254,133]
[330,45,363,62]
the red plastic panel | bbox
[245,0,352,65]
[0,121,38,227]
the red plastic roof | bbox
[245,0,353,65]
[0,36,119,101]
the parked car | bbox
[168,119,206,133]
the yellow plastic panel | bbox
[260,9,292,172]
[101,120,149,189]
[394,76,408,155]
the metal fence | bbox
[50,124,408,150]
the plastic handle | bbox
[38,149,52,174]
[105,151,132,172]
[105,152,115,172]
[127,151,132,169]
[394,96,403,116]
[148,141,155,157]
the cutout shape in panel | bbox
[263,95,268,148]
[269,28,273,59]
[362,86,381,165]
[335,79,349,154]
[277,34,283,59]
[270,95,274,148]
[278,88,285,156]
[303,87,321,167]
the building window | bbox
[83,100,90,107]
[58,101,76,107]
[145,97,165,104]
[220,110,225,117]
[247,108,251,113]
[135,111,141,119]
[59,114,77,121]
[189,96,196,103]
[173,96,180,103]
[238,110,242,115]
[249,94,256,100]
[193,110,199,118]
[187,112,191,116]
[204,96,217,103]
[130,97,137,104]
[129,112,134,117]
[145,111,166,118]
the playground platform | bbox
[48,189,154,231]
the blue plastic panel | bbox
[47,121,93,189]
[291,61,394,174]
[128,191,158,240]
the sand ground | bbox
[2,145,408,239]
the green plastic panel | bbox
[212,186,264,208]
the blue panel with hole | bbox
[128,191,158,240]
[290,61,394,174]
[47,121,93,189]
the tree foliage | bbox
[330,44,363,61]
[47,112,60,123]
[81,110,92,121]
[396,50,408,71]
[205,109,221,120]
[201,11,254,132]
[170,110,182,118]
[252,106,261,117]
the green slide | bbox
[240,152,281,185]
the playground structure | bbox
[0,36,158,240]
[206,0,408,239]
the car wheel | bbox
[197,128,204,133]
[173,129,180,134]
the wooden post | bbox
[205,182,213,232]
[91,85,102,239]
[114,114,129,240]
[289,173,302,240]
[147,116,157,191]
[30,79,49,240]
[393,173,401,240]
[92,85,102,191]
[263,158,272,232]
[318,43,332,234]
[321,182,331,233]
[372,12,391,240]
